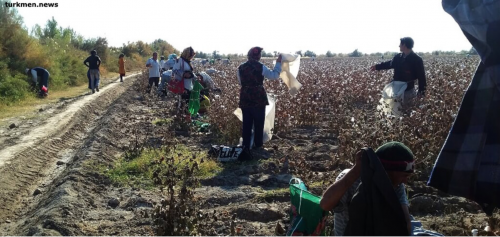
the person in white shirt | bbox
[145,52,161,93]
[165,54,177,70]
[196,72,216,91]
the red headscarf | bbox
[247,47,263,61]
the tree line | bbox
[0,1,178,105]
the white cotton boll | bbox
[351,117,355,122]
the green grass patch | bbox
[308,180,325,189]
[256,187,289,203]
[152,118,173,126]
[104,145,222,189]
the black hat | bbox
[375,141,415,173]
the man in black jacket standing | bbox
[371,37,427,102]
[84,50,102,94]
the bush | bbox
[0,2,176,106]
[348,49,363,57]
[0,72,31,104]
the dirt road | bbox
[0,73,146,234]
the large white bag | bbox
[234,94,277,147]
[275,54,302,96]
[377,81,407,116]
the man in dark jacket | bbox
[84,50,102,94]
[371,37,427,102]
[320,142,414,235]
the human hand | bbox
[276,54,282,63]
[370,65,376,71]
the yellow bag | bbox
[200,95,210,110]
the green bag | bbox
[189,81,204,115]
[287,178,328,236]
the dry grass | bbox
[0,71,134,121]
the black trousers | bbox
[148,77,160,92]
[241,106,266,149]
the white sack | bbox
[377,81,407,116]
[274,54,302,96]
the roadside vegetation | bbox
[0,0,178,110]
[102,144,222,189]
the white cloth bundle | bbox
[275,54,302,96]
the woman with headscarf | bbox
[173,47,197,111]
[237,47,282,154]
[118,53,126,82]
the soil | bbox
[0,71,498,236]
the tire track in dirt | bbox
[0,73,141,223]
[2,74,162,235]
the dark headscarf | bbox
[247,47,263,61]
